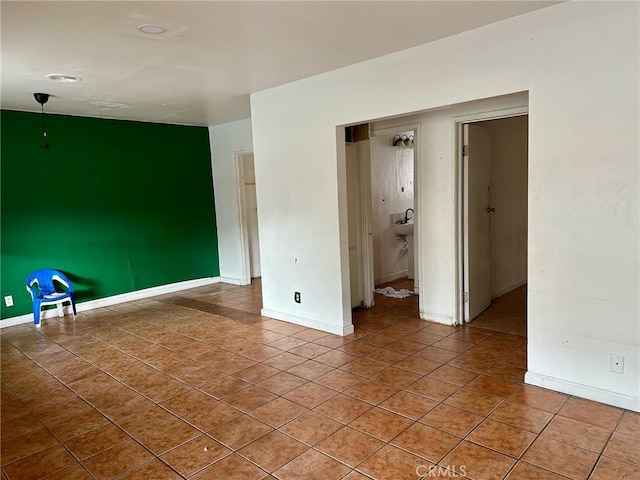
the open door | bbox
[359,141,375,308]
[237,153,261,283]
[463,124,491,321]
[346,143,362,308]
[346,141,374,308]
[242,154,261,278]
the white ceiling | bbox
[1,1,558,126]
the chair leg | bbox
[57,303,64,317]
[33,301,41,328]
[70,295,77,318]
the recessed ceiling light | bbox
[138,24,167,35]
[46,74,82,82]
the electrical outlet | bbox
[610,354,625,374]
[294,292,301,304]
[4,295,14,307]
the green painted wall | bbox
[1,110,219,320]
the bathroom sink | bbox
[393,221,414,236]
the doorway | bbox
[370,130,416,290]
[345,124,420,313]
[339,92,529,329]
[460,115,528,322]
[236,153,261,284]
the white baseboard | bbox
[375,270,409,286]
[1,277,221,329]
[219,276,249,286]
[261,308,354,336]
[525,371,639,413]
[491,279,527,300]
[420,312,455,325]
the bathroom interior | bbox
[370,130,416,292]
[345,124,416,309]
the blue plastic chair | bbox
[25,269,76,328]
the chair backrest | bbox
[26,269,73,297]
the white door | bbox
[463,124,491,321]
[346,141,375,309]
[241,154,261,278]
[359,140,375,309]
[346,144,362,308]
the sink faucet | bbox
[404,208,414,223]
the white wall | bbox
[370,135,413,285]
[484,116,528,297]
[208,118,254,284]
[251,2,639,410]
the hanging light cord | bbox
[40,103,49,149]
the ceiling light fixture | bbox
[46,74,82,82]
[137,24,167,35]
[392,134,414,148]
[33,93,50,149]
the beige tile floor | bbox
[1,279,638,479]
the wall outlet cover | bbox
[610,354,625,374]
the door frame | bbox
[452,106,529,324]
[234,151,256,286]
